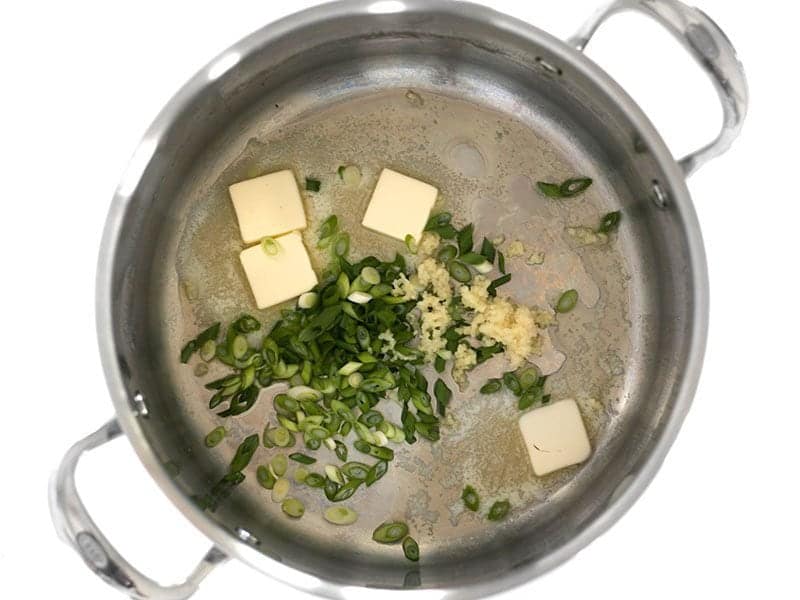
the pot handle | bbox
[568,0,748,177]
[49,419,228,599]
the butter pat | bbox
[362,168,437,242]
[239,231,317,309]
[229,170,306,244]
[518,399,591,476]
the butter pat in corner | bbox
[229,170,307,244]
[239,231,317,309]
[518,399,591,476]
[362,168,438,243]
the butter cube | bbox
[229,170,306,244]
[239,231,317,309]
[361,169,438,243]
[518,399,591,476]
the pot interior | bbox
[105,3,702,592]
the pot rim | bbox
[95,1,708,598]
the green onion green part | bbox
[204,426,226,448]
[487,500,511,521]
[556,289,579,313]
[462,485,480,512]
[598,210,622,233]
[480,379,502,394]
[261,237,280,256]
[402,536,420,562]
[281,497,305,518]
[372,521,409,544]
[289,453,316,465]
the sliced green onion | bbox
[324,506,358,525]
[480,238,496,263]
[287,385,323,401]
[436,245,458,263]
[518,388,541,410]
[341,165,361,186]
[342,462,370,480]
[473,260,493,274]
[298,292,319,309]
[503,372,522,396]
[333,233,350,257]
[331,479,361,502]
[199,340,217,362]
[561,177,592,196]
[336,272,350,298]
[598,210,622,233]
[537,177,593,198]
[261,237,280,256]
[305,178,321,192]
[433,379,452,417]
[448,260,472,283]
[293,467,309,483]
[229,434,259,474]
[266,427,294,448]
[348,372,363,388]
[354,439,394,461]
[536,181,562,198]
[338,361,363,376]
[335,440,349,462]
[278,415,299,433]
[487,274,512,296]
[304,473,326,488]
[204,426,226,448]
[556,289,579,313]
[270,456,288,479]
[325,464,345,485]
[319,215,338,239]
[457,223,474,255]
[518,367,540,390]
[373,431,389,447]
[402,537,420,562]
[271,478,290,503]
[365,460,389,486]
[498,251,506,274]
[405,234,417,254]
[360,266,381,285]
[370,283,392,298]
[460,252,486,266]
[487,500,511,521]
[425,212,452,231]
[372,521,409,544]
[231,335,249,360]
[461,485,480,511]
[257,465,276,490]
[281,497,305,518]
[289,453,316,465]
[347,291,373,304]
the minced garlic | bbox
[506,240,525,258]
[566,226,608,247]
[526,251,545,265]
[452,343,477,385]
[394,240,551,381]
[416,292,450,360]
[416,231,441,258]
[458,276,550,368]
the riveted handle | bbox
[50,419,228,599]
[569,0,748,177]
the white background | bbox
[1,1,798,598]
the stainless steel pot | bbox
[51,1,747,598]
